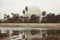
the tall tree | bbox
[11,13,14,15]
[6,15,10,20]
[25,6,28,17]
[41,11,46,23]
[6,15,11,23]
[25,6,28,11]
[22,10,25,17]
[42,11,46,16]
[4,14,7,20]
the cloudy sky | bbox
[0,0,60,18]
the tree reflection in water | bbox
[0,28,60,40]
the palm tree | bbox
[42,11,46,16]
[41,11,46,23]
[4,14,7,17]
[16,13,19,16]
[22,10,25,17]
[25,6,28,17]
[7,15,10,20]
[11,13,15,23]
[25,6,28,11]
[11,13,14,15]
[4,14,7,20]
[11,12,14,19]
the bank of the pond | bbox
[0,23,60,28]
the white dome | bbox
[27,5,41,17]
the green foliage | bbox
[30,14,40,23]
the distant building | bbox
[26,5,42,22]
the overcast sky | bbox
[0,0,60,18]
